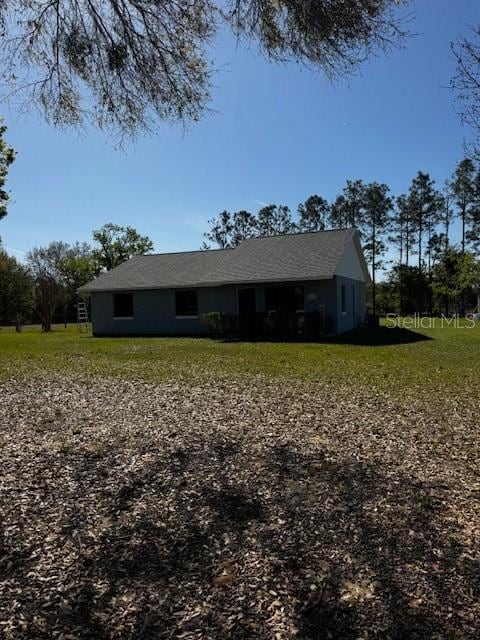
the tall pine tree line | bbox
[204,161,480,266]
[204,157,480,314]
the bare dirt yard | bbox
[0,361,479,639]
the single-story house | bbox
[79,229,371,336]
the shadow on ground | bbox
[2,430,477,639]
[219,327,432,347]
[331,326,432,346]
[80,326,432,347]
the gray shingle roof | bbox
[79,229,360,292]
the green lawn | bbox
[1,322,478,399]
[1,322,479,637]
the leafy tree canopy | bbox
[27,241,100,330]
[432,248,480,309]
[0,118,15,222]
[57,242,99,295]
[27,242,72,282]
[387,264,431,314]
[0,246,34,329]
[26,242,72,331]
[92,223,154,270]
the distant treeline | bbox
[203,158,480,316]
[2,158,480,333]
[0,223,153,331]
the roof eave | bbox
[352,230,372,284]
[78,274,335,293]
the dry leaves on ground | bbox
[0,374,479,639]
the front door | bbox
[238,288,256,314]
[237,288,256,337]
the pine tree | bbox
[425,193,443,277]
[450,158,476,254]
[297,195,329,231]
[330,180,365,229]
[257,205,294,236]
[362,183,393,316]
[391,195,408,266]
[466,170,480,253]
[204,211,234,248]
[408,172,438,272]
[231,211,257,246]
[329,195,348,228]
[439,185,455,252]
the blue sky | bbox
[1,0,479,260]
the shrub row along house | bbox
[79,229,370,337]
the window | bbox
[175,290,198,317]
[352,285,356,313]
[113,293,133,318]
[341,285,346,314]
[265,286,304,313]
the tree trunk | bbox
[399,220,403,267]
[428,271,433,316]
[445,205,450,252]
[399,268,404,316]
[461,205,466,316]
[42,304,53,331]
[427,221,432,276]
[405,221,409,267]
[372,225,376,318]
[418,223,422,271]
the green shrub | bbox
[202,310,330,340]
[200,312,238,339]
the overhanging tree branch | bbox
[0,0,410,140]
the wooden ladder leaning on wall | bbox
[77,300,91,333]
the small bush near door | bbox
[201,311,329,340]
[201,312,238,339]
